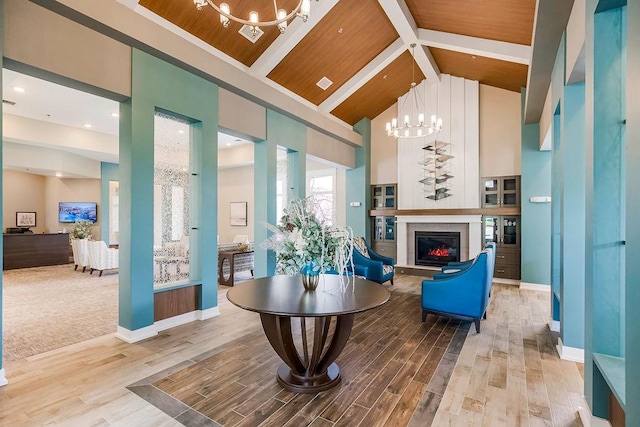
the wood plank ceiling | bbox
[134,0,536,126]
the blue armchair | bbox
[352,237,394,285]
[439,242,496,275]
[421,250,492,332]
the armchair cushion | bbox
[71,238,90,272]
[353,237,370,258]
[352,237,394,285]
[88,240,119,277]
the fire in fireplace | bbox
[415,231,460,267]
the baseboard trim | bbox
[492,278,520,286]
[520,282,550,292]
[556,338,585,363]
[197,306,220,321]
[577,395,611,427]
[549,320,560,332]
[0,368,8,387]
[155,312,198,332]
[116,325,158,343]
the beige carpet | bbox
[2,264,118,362]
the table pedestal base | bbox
[260,313,355,394]
[276,362,341,393]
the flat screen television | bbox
[58,202,98,223]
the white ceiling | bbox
[2,68,120,136]
[2,68,251,172]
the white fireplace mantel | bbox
[396,215,482,268]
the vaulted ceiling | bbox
[130,0,535,126]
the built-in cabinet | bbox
[481,175,520,208]
[372,183,397,209]
[483,214,521,280]
[371,184,397,261]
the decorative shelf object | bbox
[420,140,453,200]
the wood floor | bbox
[0,275,584,426]
[128,290,468,426]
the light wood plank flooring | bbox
[0,275,583,426]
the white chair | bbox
[232,234,249,244]
[71,238,90,272]
[88,240,119,277]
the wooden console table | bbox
[3,233,70,270]
[218,250,254,286]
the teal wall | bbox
[550,35,566,319]
[346,118,371,240]
[559,83,586,350]
[253,109,307,278]
[551,111,562,321]
[100,162,119,246]
[585,4,627,418]
[119,49,218,331]
[626,0,639,423]
[520,91,551,286]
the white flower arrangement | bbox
[263,198,354,281]
[71,220,94,239]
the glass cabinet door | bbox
[384,217,395,240]
[501,216,520,247]
[483,216,499,244]
[483,179,500,207]
[501,177,520,207]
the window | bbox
[276,147,288,223]
[307,170,336,226]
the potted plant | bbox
[71,219,94,240]
[264,198,354,290]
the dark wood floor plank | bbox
[320,368,378,422]
[258,393,316,427]
[413,345,447,384]
[234,399,285,427]
[407,390,442,427]
[129,288,469,427]
[385,380,428,426]
[359,391,401,427]
[354,360,404,408]
[333,404,369,427]
[387,352,426,395]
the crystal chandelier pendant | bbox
[385,44,443,139]
[193,0,312,35]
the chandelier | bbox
[386,44,443,139]
[193,0,312,36]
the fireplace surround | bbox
[395,215,482,268]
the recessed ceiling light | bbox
[178,130,185,134]
[12,86,25,93]
[111,112,119,118]
[55,172,62,177]
[226,143,232,147]
[83,123,92,129]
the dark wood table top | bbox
[226,274,390,317]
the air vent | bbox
[238,25,264,43]
[316,77,333,91]
[2,99,16,106]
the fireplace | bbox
[415,231,460,267]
